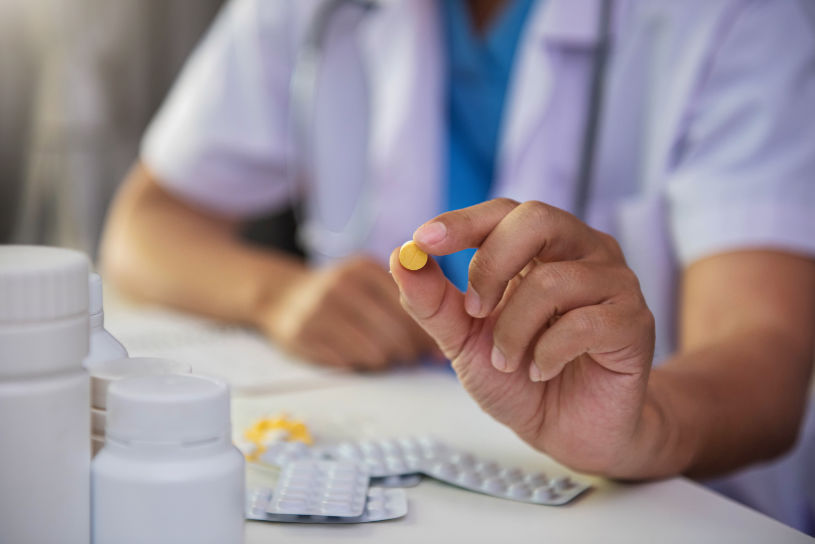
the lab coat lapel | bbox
[497,0,607,194]
[357,0,444,254]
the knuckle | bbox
[438,208,473,231]
[571,309,604,335]
[528,263,568,294]
[619,289,650,319]
[493,197,520,209]
[469,249,501,284]
[520,200,553,227]
[565,261,593,285]
[597,231,624,260]
[615,266,642,293]
[640,305,656,333]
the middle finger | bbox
[491,261,637,373]
[466,201,604,318]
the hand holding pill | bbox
[390,199,655,477]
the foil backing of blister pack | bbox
[247,487,408,524]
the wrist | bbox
[607,371,698,480]
[247,256,309,330]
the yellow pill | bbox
[399,240,428,271]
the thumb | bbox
[389,247,474,360]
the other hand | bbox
[258,255,437,370]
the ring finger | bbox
[491,261,635,373]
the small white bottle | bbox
[92,373,245,544]
[89,357,193,456]
[0,245,91,544]
[83,273,127,369]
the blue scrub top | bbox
[440,0,538,291]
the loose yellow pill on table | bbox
[399,240,428,271]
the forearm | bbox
[100,162,306,326]
[614,328,812,480]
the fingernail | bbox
[491,345,508,372]
[529,363,543,382]
[414,222,447,246]
[464,284,482,317]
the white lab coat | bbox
[142,0,815,530]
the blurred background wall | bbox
[0,0,224,259]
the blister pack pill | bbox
[265,460,369,517]
[247,487,408,524]
[324,437,428,476]
[323,436,590,506]
[258,440,312,468]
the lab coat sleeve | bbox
[140,0,298,217]
[666,0,815,266]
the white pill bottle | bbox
[83,273,127,369]
[92,373,245,544]
[0,245,91,544]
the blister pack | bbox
[265,460,369,517]
[247,487,408,524]
[323,436,590,506]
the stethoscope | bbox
[290,0,612,259]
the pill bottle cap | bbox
[90,357,193,409]
[0,245,88,323]
[89,273,103,316]
[106,373,231,446]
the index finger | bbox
[413,199,597,260]
[414,200,605,318]
[412,198,520,255]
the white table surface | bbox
[105,298,814,543]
